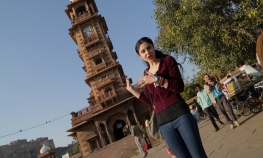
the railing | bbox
[72,12,94,25]
[93,74,115,89]
[90,104,103,113]
[88,90,117,106]
[87,62,119,78]
[96,62,106,70]
[84,35,99,46]
[86,49,105,59]
[71,107,92,125]
[87,62,108,77]
[80,49,88,55]
[71,88,133,125]
[97,90,117,104]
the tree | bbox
[67,145,80,156]
[153,0,263,77]
[181,73,205,100]
[67,137,80,156]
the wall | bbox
[84,135,138,158]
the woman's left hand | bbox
[137,71,155,88]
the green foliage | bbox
[181,73,205,100]
[181,82,197,100]
[153,0,263,76]
[67,144,80,157]
[54,144,74,158]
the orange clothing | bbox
[256,33,263,68]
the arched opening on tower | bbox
[104,88,112,93]
[95,58,102,65]
[113,119,126,141]
[76,6,86,16]
[99,123,110,145]
[127,110,136,125]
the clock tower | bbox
[65,0,154,157]
[66,0,128,112]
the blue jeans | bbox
[159,113,207,158]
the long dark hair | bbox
[135,37,183,73]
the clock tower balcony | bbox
[96,62,106,70]
[92,74,115,90]
[71,11,95,25]
[86,62,120,80]
[88,89,117,107]
[86,48,105,59]
[84,34,99,47]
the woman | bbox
[125,37,207,158]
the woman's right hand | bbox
[126,77,133,91]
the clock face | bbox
[83,26,93,37]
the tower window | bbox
[76,6,86,16]
[89,138,98,151]
[104,88,112,93]
[95,58,102,65]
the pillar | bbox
[103,122,113,143]
[95,121,105,147]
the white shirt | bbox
[240,65,262,78]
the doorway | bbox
[113,119,126,141]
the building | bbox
[65,0,161,158]
[0,137,55,158]
[38,144,56,158]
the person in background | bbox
[190,105,200,122]
[140,125,151,146]
[126,37,207,158]
[203,74,240,130]
[122,125,130,137]
[238,61,262,78]
[196,84,224,132]
[193,99,206,119]
[256,24,263,68]
[252,59,263,75]
[131,122,148,157]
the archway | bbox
[113,119,126,141]
[95,58,102,65]
[99,123,110,145]
[76,6,86,16]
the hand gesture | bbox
[137,71,155,88]
[125,76,133,90]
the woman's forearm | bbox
[127,86,141,99]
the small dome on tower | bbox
[40,144,51,154]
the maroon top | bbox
[138,55,184,114]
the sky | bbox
[0,0,194,148]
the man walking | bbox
[196,84,224,132]
[131,122,148,157]
[203,74,240,129]
[193,99,206,119]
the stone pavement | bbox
[130,111,263,158]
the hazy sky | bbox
[0,0,194,148]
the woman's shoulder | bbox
[162,55,176,61]
[162,55,177,66]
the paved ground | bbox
[130,111,263,158]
